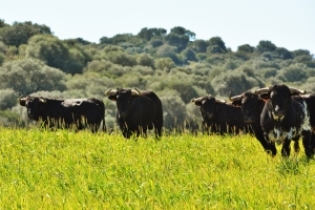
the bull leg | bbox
[143,127,148,138]
[311,133,315,155]
[292,137,300,154]
[137,125,143,137]
[221,123,228,135]
[123,129,131,139]
[120,121,131,139]
[281,139,291,157]
[154,126,162,138]
[211,123,217,135]
[256,129,277,156]
[302,130,314,158]
[204,124,210,135]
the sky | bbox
[1,0,315,54]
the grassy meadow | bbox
[0,127,315,209]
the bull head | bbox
[255,86,306,96]
[19,97,27,106]
[105,88,141,96]
[257,85,300,121]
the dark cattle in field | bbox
[19,96,106,132]
[293,93,315,151]
[105,88,163,139]
[230,91,278,155]
[293,94,315,131]
[191,96,245,135]
[230,89,315,156]
[254,84,314,158]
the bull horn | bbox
[39,98,47,103]
[254,87,269,95]
[229,91,242,101]
[289,87,306,94]
[215,99,226,104]
[105,88,117,96]
[131,88,140,96]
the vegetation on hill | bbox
[0,20,314,129]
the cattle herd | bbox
[19,84,315,158]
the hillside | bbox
[0,20,314,128]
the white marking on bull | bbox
[268,101,310,145]
[268,127,296,145]
[300,101,311,131]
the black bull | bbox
[230,85,315,158]
[19,96,106,132]
[191,96,246,135]
[105,88,163,138]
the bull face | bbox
[241,93,260,123]
[230,91,259,123]
[255,84,301,121]
[268,85,292,121]
[19,97,46,120]
[255,84,306,121]
[105,88,140,118]
[191,96,217,120]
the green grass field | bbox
[0,127,315,209]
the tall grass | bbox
[0,127,314,209]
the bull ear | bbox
[259,93,269,101]
[108,95,117,101]
[19,97,27,106]
[232,100,242,107]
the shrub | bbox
[0,89,18,109]
[0,58,67,96]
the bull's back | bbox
[140,91,163,120]
[213,103,228,123]
[77,98,105,123]
[42,99,66,119]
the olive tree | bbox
[159,90,187,131]
[26,34,87,74]
[0,21,51,47]
[0,89,18,109]
[0,58,67,96]
[276,65,308,82]
[211,71,261,96]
